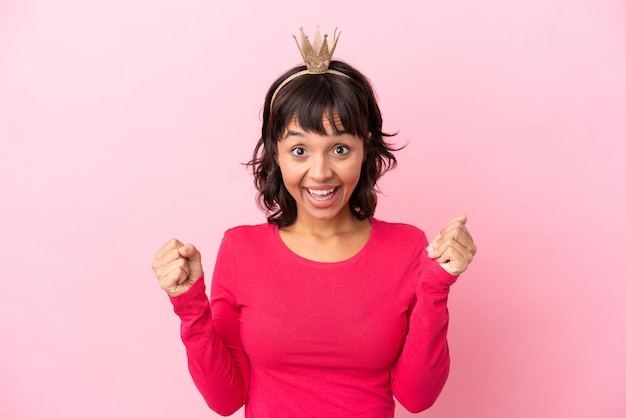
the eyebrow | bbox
[285,129,305,137]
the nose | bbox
[308,154,333,182]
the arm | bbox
[170,275,249,416]
[153,238,249,416]
[390,247,457,413]
[391,215,476,412]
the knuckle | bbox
[156,269,169,282]
[171,266,182,277]
[175,265,189,277]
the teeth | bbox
[306,188,337,200]
[308,188,334,196]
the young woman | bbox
[152,31,476,418]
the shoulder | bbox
[222,222,276,245]
[368,218,429,257]
[217,223,280,266]
[371,218,427,243]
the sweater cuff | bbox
[169,275,209,314]
[419,249,459,292]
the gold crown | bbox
[293,26,341,73]
[270,26,347,109]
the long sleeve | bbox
[390,240,458,413]
[169,235,250,416]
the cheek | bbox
[277,163,301,187]
[345,161,365,184]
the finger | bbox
[152,247,186,272]
[435,243,473,276]
[431,222,475,254]
[449,227,475,252]
[428,234,475,262]
[179,243,204,281]
[450,223,477,255]
[448,214,467,225]
[154,259,186,284]
[158,258,190,288]
[427,229,464,255]
[438,216,469,238]
[167,258,191,285]
[427,215,468,247]
[443,241,474,265]
[179,243,201,262]
[155,238,184,260]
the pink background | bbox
[1,1,625,417]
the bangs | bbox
[270,73,369,140]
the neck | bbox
[284,211,366,239]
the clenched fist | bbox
[152,239,204,297]
[426,215,477,276]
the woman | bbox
[152,28,476,417]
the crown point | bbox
[292,26,341,73]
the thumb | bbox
[180,243,201,261]
[450,214,467,224]
[179,244,204,278]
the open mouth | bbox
[305,187,338,201]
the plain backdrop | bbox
[1,1,625,417]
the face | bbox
[276,114,365,226]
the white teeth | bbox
[306,188,337,200]
[308,188,334,196]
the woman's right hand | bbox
[152,239,204,297]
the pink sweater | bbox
[170,218,457,417]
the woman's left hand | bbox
[426,214,477,276]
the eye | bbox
[333,145,350,156]
[290,146,306,157]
